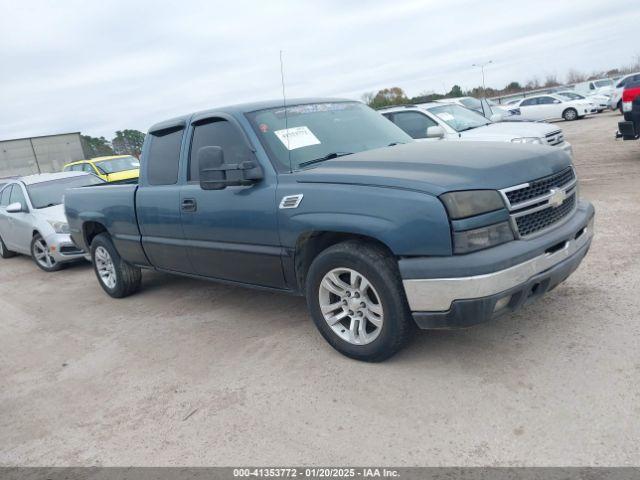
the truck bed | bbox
[64,184,147,264]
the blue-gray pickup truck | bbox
[64,98,594,361]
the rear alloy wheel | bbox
[0,234,16,259]
[31,234,63,272]
[563,108,578,121]
[90,233,141,298]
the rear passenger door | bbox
[136,125,193,273]
[179,115,285,288]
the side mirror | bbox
[490,113,503,122]
[426,126,445,139]
[198,146,263,191]
[6,202,24,213]
[553,100,561,104]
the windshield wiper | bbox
[298,152,353,168]
[387,142,408,146]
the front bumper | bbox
[401,201,594,329]
[43,233,88,263]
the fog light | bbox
[494,296,511,312]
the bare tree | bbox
[361,92,375,106]
[566,69,586,84]
[543,74,560,87]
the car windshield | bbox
[558,92,583,100]
[458,97,482,111]
[94,156,140,174]
[27,175,104,209]
[426,104,490,132]
[594,79,612,88]
[245,102,412,171]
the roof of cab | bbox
[147,97,354,134]
[18,171,93,185]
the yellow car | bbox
[63,155,140,183]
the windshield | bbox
[594,79,612,88]
[558,92,583,100]
[246,102,411,171]
[94,156,140,174]
[426,104,490,132]
[458,97,482,111]
[27,175,104,209]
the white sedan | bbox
[510,94,596,121]
[556,91,609,113]
[379,103,572,156]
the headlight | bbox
[453,221,515,254]
[511,137,544,145]
[440,190,505,219]
[47,220,70,234]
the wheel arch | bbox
[293,230,394,292]
[82,221,109,249]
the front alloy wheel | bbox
[31,234,62,272]
[319,268,384,345]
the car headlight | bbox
[511,137,544,145]
[47,220,70,234]
[440,190,505,219]
[453,221,515,254]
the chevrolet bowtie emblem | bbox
[548,188,566,208]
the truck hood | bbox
[295,141,572,196]
[459,121,558,141]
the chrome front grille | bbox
[545,130,564,146]
[500,167,578,238]
[514,192,576,237]
[504,167,575,207]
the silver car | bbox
[0,172,104,271]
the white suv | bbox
[379,103,572,156]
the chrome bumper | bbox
[403,216,593,312]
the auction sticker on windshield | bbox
[274,126,321,150]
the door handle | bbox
[181,198,197,212]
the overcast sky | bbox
[2,0,640,140]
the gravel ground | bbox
[1,111,639,466]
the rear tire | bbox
[305,241,414,362]
[562,108,578,121]
[31,234,64,272]
[0,234,16,259]
[91,233,141,298]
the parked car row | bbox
[1,98,594,361]
[379,102,573,156]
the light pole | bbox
[472,60,493,95]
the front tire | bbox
[31,234,64,272]
[562,108,578,121]
[305,241,414,362]
[91,233,141,298]
[0,234,16,259]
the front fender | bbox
[278,182,452,256]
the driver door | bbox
[179,116,285,288]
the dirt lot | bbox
[1,111,639,466]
